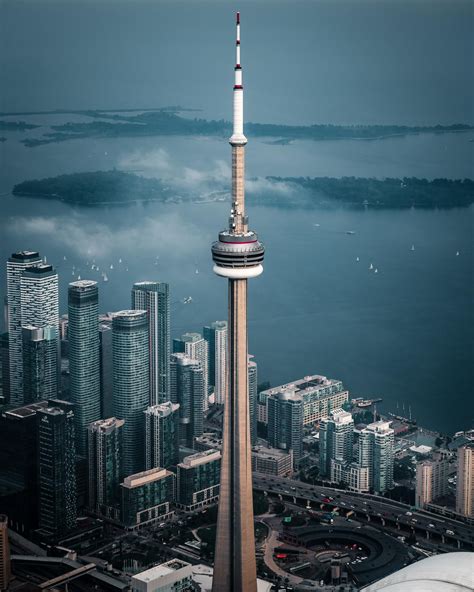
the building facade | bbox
[68,280,101,456]
[145,402,180,470]
[331,461,369,493]
[112,310,149,477]
[251,446,293,477]
[7,251,42,405]
[120,468,175,530]
[176,450,221,511]
[248,355,258,447]
[22,325,58,402]
[203,321,227,405]
[99,321,113,418]
[132,282,170,405]
[131,559,193,592]
[259,375,349,427]
[359,420,395,494]
[37,400,77,536]
[87,417,124,520]
[170,353,204,448]
[319,409,354,478]
[0,515,10,592]
[267,392,304,468]
[173,333,208,410]
[415,451,449,509]
[456,443,474,517]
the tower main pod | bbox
[211,12,264,592]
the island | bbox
[0,120,39,131]
[11,170,474,209]
[16,108,474,147]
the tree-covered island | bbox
[11,170,474,208]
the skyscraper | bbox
[0,515,11,592]
[87,417,124,520]
[6,251,42,405]
[144,402,180,470]
[99,321,113,418]
[319,409,354,478]
[37,400,77,536]
[267,392,304,469]
[415,450,449,509]
[176,449,221,511]
[210,14,265,591]
[20,263,60,401]
[248,355,258,446]
[203,321,227,405]
[112,310,149,477]
[22,326,58,402]
[132,282,170,405]
[170,353,204,448]
[359,420,395,494]
[68,280,101,456]
[173,332,208,410]
[456,443,474,517]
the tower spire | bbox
[230,11,247,147]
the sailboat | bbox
[110,264,114,270]
[63,255,67,261]
[356,257,360,262]
[195,268,199,274]
[374,268,378,274]
[456,251,460,256]
[119,258,122,264]
[103,273,108,282]
[369,263,374,270]
[411,245,415,251]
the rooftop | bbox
[261,374,344,399]
[132,559,191,583]
[180,449,221,468]
[122,468,172,489]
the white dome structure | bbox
[361,552,474,591]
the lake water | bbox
[0,122,473,435]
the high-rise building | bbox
[87,417,124,520]
[210,14,265,590]
[132,282,170,405]
[22,326,58,402]
[456,443,474,517]
[415,451,449,509]
[331,462,369,493]
[0,333,10,405]
[203,321,227,405]
[7,251,42,405]
[99,321,113,418]
[20,263,60,402]
[37,400,77,536]
[259,375,349,427]
[176,449,221,511]
[170,353,204,448]
[267,392,303,469]
[112,310,149,477]
[359,420,395,494]
[145,402,180,470]
[0,515,11,592]
[173,332,209,410]
[248,355,258,446]
[120,468,175,530]
[319,409,354,478]
[0,401,48,533]
[68,280,101,456]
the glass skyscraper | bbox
[68,280,100,456]
[267,391,304,469]
[248,355,258,447]
[22,326,58,402]
[173,333,208,410]
[170,353,204,448]
[144,402,180,470]
[359,420,395,494]
[203,321,227,405]
[6,251,42,406]
[319,409,354,478]
[112,310,149,477]
[132,282,170,405]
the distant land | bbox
[11,170,474,208]
[0,120,38,131]
[1,107,472,147]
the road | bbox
[252,474,474,550]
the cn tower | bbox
[211,12,264,592]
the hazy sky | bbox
[1,0,473,125]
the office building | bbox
[120,468,175,530]
[319,409,354,478]
[131,559,193,592]
[359,420,395,494]
[37,400,77,536]
[0,333,9,405]
[176,449,221,511]
[173,333,208,410]
[267,391,303,468]
[0,515,10,592]
[145,402,180,470]
[415,451,449,509]
[251,446,293,477]
[132,282,170,405]
[7,251,42,405]
[203,321,227,405]
[112,310,149,477]
[170,353,204,448]
[259,374,349,427]
[99,321,113,418]
[248,355,258,446]
[456,443,474,517]
[331,461,369,493]
[22,325,58,402]
[0,401,48,533]
[68,280,100,456]
[87,417,124,520]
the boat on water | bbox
[103,273,108,282]
[356,257,360,262]
[119,258,122,264]
[411,244,415,251]
[110,264,114,270]
[183,296,193,304]
[456,251,460,256]
[71,270,75,276]
[346,230,355,235]
[374,268,378,274]
[77,275,81,280]
[195,269,199,274]
[63,255,67,261]
[91,264,95,270]
[369,263,374,270]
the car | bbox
[428,523,435,528]
[411,519,417,523]
[406,511,413,516]
[446,530,455,536]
